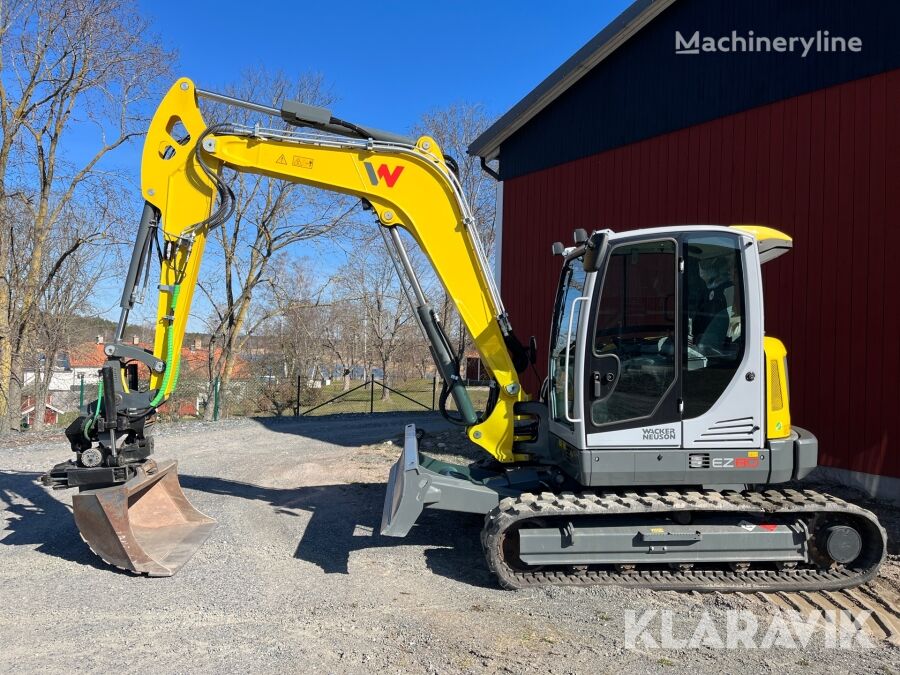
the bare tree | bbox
[320,299,363,391]
[0,0,172,431]
[261,258,327,413]
[29,211,106,429]
[412,103,497,368]
[334,242,413,400]
[198,68,355,418]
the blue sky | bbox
[97,0,632,328]
[136,1,630,132]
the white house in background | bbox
[22,335,145,412]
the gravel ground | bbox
[1,413,897,674]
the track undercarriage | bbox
[482,488,886,591]
[382,424,888,592]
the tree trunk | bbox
[31,351,55,431]
[0,134,15,437]
[0,338,10,435]
[217,344,242,418]
[7,347,24,431]
[201,334,219,421]
[342,371,350,391]
[201,378,217,422]
[380,360,390,401]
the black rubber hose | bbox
[191,124,237,233]
[438,377,500,427]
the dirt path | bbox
[1,413,897,674]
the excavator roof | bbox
[730,224,793,263]
[598,224,792,264]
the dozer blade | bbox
[72,460,216,576]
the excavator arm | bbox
[137,78,529,462]
[41,78,535,575]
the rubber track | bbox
[482,488,887,592]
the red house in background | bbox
[20,395,63,427]
[470,0,900,500]
[66,336,249,418]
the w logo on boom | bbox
[364,162,404,188]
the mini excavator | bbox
[43,79,886,590]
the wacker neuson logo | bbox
[675,30,862,57]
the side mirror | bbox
[583,231,609,272]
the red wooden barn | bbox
[20,395,63,427]
[469,0,900,500]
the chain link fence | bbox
[31,371,492,427]
[186,374,492,420]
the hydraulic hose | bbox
[438,376,500,427]
[82,378,105,440]
[150,284,181,408]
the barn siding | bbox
[501,70,899,479]
[497,0,900,180]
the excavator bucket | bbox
[72,460,216,576]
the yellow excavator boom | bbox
[143,77,527,461]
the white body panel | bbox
[587,422,682,447]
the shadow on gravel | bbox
[179,474,497,588]
[245,412,453,448]
[0,470,111,571]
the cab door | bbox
[583,238,681,447]
[680,231,763,448]
[547,254,591,446]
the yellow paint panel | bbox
[730,224,792,244]
[764,336,791,439]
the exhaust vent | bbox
[697,417,757,443]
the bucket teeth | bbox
[72,460,216,576]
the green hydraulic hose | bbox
[82,378,105,440]
[81,285,182,438]
[150,284,181,408]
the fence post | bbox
[295,373,301,417]
[79,374,85,408]
[369,373,375,414]
[432,376,437,411]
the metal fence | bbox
[298,375,436,416]
[37,372,492,426]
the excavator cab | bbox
[544,225,815,488]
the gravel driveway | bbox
[1,413,897,674]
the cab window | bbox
[591,240,677,425]
[548,257,586,426]
[682,233,745,418]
